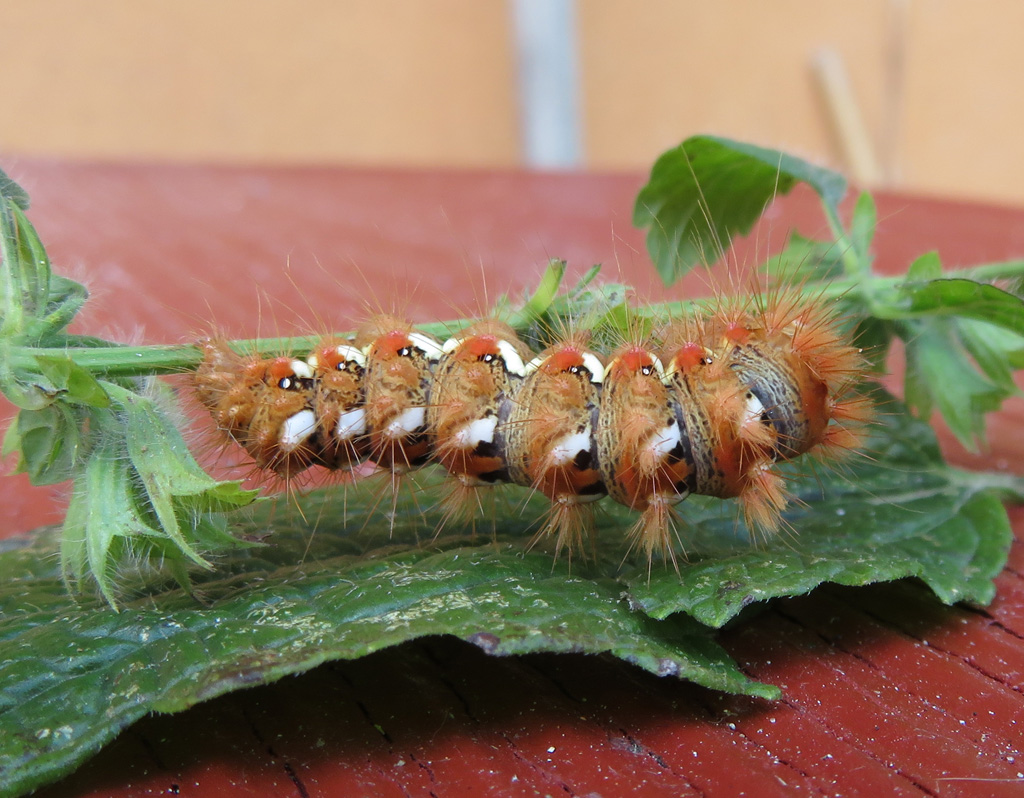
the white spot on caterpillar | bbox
[386,406,426,438]
[332,344,365,367]
[581,352,605,384]
[440,337,525,377]
[280,409,316,451]
[526,351,605,382]
[548,426,592,467]
[648,422,681,460]
[408,332,443,361]
[454,416,497,448]
[497,340,527,376]
[745,392,766,423]
[289,360,314,379]
[336,408,366,439]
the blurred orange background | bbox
[1,0,1021,203]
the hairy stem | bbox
[10,260,1024,378]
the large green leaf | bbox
[0,387,1017,796]
[633,135,848,284]
[0,525,770,798]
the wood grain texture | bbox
[2,159,1023,797]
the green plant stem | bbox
[947,466,1024,503]
[822,202,863,278]
[9,260,1024,379]
[957,259,1024,283]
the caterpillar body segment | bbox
[505,337,606,498]
[427,320,532,527]
[306,339,369,470]
[721,335,830,460]
[428,320,530,488]
[354,316,443,473]
[193,291,871,565]
[708,293,871,464]
[194,340,320,478]
[661,327,788,538]
[600,347,685,503]
[597,344,688,513]
[596,343,691,566]
[504,336,607,557]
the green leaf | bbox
[903,320,1005,447]
[849,315,895,371]
[764,231,846,283]
[0,203,51,340]
[33,355,110,407]
[567,263,602,297]
[0,187,90,423]
[0,360,57,411]
[35,275,89,344]
[901,330,933,419]
[62,434,167,605]
[957,317,1024,391]
[0,167,30,210]
[521,258,566,319]
[7,403,88,485]
[865,275,1024,447]
[54,380,260,602]
[633,135,847,284]
[875,278,1024,333]
[0,529,773,797]
[907,251,942,281]
[0,182,87,432]
[1,413,21,461]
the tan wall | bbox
[580,3,892,175]
[0,0,520,166]
[1,1,1021,204]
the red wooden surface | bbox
[2,159,1024,797]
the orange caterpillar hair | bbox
[192,290,871,565]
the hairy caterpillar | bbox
[193,287,871,564]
